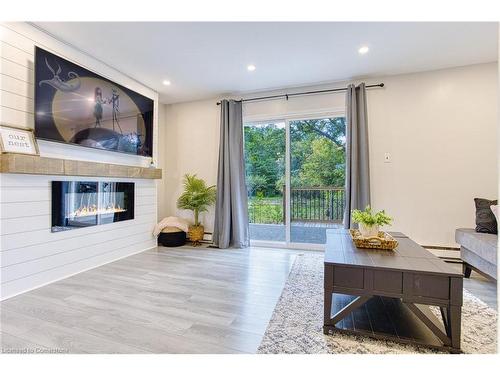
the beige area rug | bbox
[258,253,497,354]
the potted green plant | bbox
[351,206,392,237]
[177,174,217,245]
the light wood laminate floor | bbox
[1,246,496,354]
[449,263,497,310]
[1,246,298,354]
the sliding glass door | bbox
[244,116,346,247]
[289,117,346,245]
[244,121,286,243]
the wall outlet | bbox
[384,153,392,163]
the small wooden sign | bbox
[0,125,39,155]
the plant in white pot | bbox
[351,206,392,237]
[177,174,216,246]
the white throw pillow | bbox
[490,205,499,225]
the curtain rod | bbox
[216,83,384,105]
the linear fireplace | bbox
[51,181,135,232]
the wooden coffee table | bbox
[323,229,463,353]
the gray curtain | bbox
[344,83,371,229]
[213,100,250,248]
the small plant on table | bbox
[351,206,392,237]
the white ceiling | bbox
[34,22,498,104]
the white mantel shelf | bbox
[0,154,162,179]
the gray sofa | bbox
[455,228,497,280]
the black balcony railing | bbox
[290,187,345,223]
[248,187,345,224]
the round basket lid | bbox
[161,226,184,233]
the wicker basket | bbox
[188,225,205,246]
[158,227,186,247]
[349,229,398,250]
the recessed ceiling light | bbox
[247,64,256,72]
[358,46,369,55]
[162,80,171,86]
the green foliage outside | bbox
[248,196,283,224]
[290,117,346,190]
[244,123,285,197]
[244,117,346,197]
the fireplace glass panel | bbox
[52,181,134,232]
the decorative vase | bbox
[359,223,379,238]
[188,225,204,246]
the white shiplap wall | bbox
[0,22,160,300]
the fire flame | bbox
[68,204,126,218]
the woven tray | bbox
[349,229,399,250]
